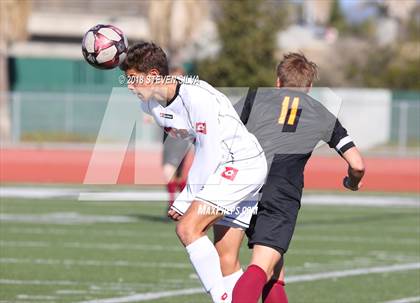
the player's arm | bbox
[326,120,365,191]
[341,146,365,191]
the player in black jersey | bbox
[232,53,365,303]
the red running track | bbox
[0,148,419,192]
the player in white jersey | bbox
[120,42,267,303]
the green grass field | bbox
[0,192,419,303]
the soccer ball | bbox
[82,24,128,70]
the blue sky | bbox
[341,0,379,23]
[289,0,381,23]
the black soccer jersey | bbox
[238,88,355,199]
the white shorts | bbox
[170,152,267,229]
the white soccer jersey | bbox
[140,80,266,227]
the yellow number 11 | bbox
[278,96,300,125]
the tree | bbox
[196,0,287,87]
[344,45,420,90]
[329,0,348,32]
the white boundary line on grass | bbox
[285,262,420,283]
[78,262,420,303]
[0,257,190,269]
[383,296,420,303]
[0,213,137,224]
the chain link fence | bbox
[2,90,420,155]
[7,91,162,144]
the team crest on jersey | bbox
[196,122,207,134]
[160,113,173,119]
[221,167,238,181]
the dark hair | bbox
[276,52,318,88]
[120,42,169,76]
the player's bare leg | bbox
[176,200,223,245]
[250,245,282,278]
[214,225,243,275]
[175,200,229,303]
[163,163,177,183]
[214,225,245,299]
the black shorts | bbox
[246,176,301,256]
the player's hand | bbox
[168,209,182,221]
[343,176,362,191]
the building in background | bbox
[0,0,31,141]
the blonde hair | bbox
[276,53,318,88]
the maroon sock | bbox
[232,265,267,303]
[262,280,288,303]
[167,181,177,207]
